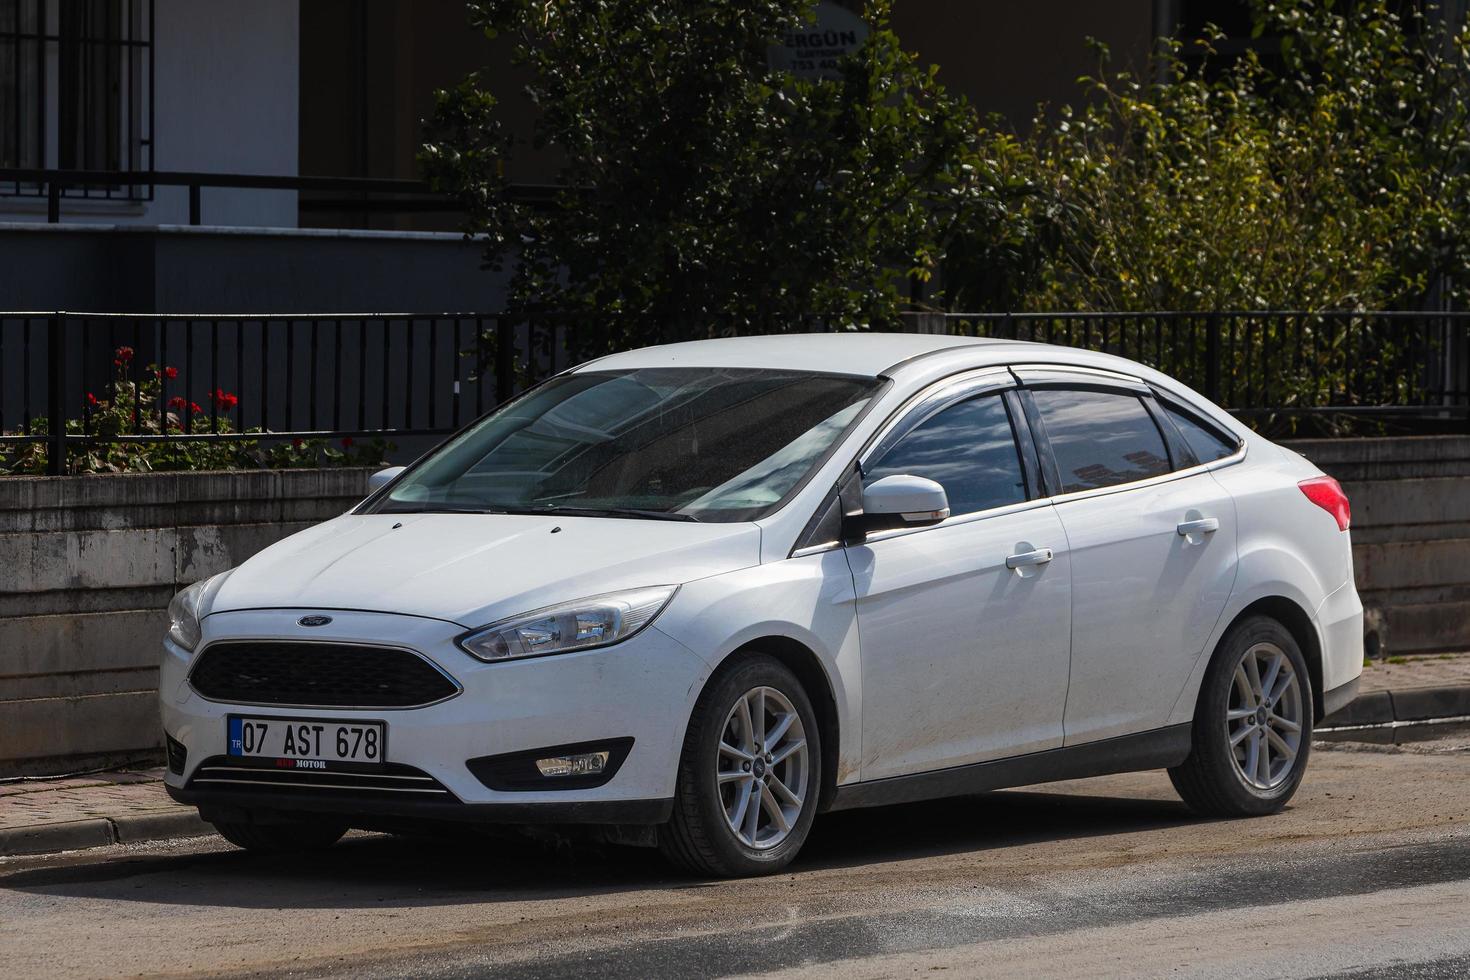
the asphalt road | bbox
[3,733,1469,979]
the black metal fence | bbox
[935,311,1470,426]
[2,310,1467,475]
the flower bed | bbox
[2,346,391,475]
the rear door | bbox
[1017,369,1239,745]
[847,373,1072,780]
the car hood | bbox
[209,513,763,627]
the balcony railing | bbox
[0,167,557,224]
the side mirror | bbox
[849,474,950,537]
[367,466,406,495]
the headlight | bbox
[457,586,677,662]
[166,570,232,651]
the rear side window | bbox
[1030,388,1171,493]
[864,394,1026,516]
[1163,404,1239,464]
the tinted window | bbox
[865,395,1026,515]
[1030,388,1171,493]
[373,368,880,522]
[1164,404,1238,464]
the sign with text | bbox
[768,2,869,80]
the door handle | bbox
[1005,548,1054,569]
[1177,517,1220,536]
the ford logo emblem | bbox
[298,615,333,628]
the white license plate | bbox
[227,716,386,767]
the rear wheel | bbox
[211,818,347,853]
[660,654,821,877]
[1170,615,1314,817]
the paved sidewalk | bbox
[1329,651,1470,727]
[3,653,1469,858]
[0,767,208,856]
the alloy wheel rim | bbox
[717,686,810,850]
[1225,641,1304,791]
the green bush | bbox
[950,0,1470,314]
[423,0,981,347]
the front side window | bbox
[864,393,1027,516]
[1030,388,1171,493]
[371,367,881,523]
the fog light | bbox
[535,750,610,778]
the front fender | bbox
[653,550,863,785]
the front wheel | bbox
[660,654,821,877]
[1170,615,1314,817]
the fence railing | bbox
[2,310,1466,475]
[931,311,1470,424]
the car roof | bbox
[574,332,1022,378]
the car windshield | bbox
[369,367,881,522]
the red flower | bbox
[341,436,354,449]
[167,396,188,411]
[114,346,134,363]
[191,402,204,414]
[292,438,305,450]
[156,366,178,380]
[210,388,239,411]
[86,392,99,407]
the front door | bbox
[846,385,1073,781]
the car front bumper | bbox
[160,608,711,825]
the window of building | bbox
[0,0,153,199]
[1030,388,1172,494]
[865,394,1027,517]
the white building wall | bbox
[0,0,300,228]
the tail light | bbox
[1299,476,1350,531]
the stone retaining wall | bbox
[0,435,1465,776]
[0,469,373,776]
[1286,435,1470,657]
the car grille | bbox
[186,756,456,799]
[189,641,459,708]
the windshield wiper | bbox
[379,504,502,515]
[505,504,700,523]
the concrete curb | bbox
[1321,684,1470,729]
[0,807,210,857]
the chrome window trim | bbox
[852,495,1056,546]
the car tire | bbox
[1170,615,1314,817]
[211,819,348,853]
[659,654,822,877]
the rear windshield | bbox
[368,367,881,522]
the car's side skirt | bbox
[826,723,1193,812]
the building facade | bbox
[1,0,1253,315]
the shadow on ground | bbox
[0,787,1202,911]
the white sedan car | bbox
[160,333,1362,876]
